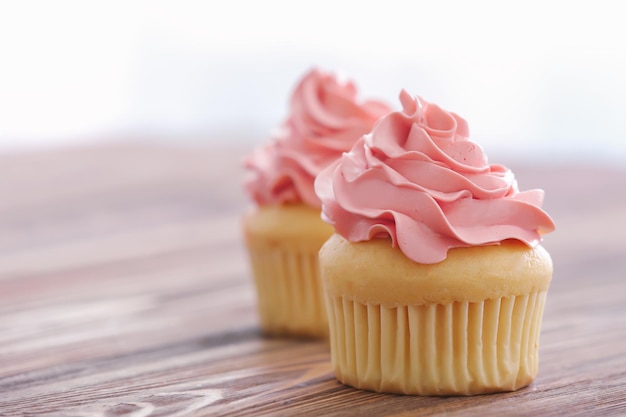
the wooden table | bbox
[1,144,625,416]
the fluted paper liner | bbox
[248,243,328,338]
[326,292,547,395]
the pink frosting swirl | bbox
[315,90,555,264]
[244,68,391,207]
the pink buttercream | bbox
[244,68,391,207]
[315,90,555,264]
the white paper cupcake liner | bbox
[325,292,547,395]
[248,244,328,338]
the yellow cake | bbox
[320,235,552,395]
[243,204,333,337]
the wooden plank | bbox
[0,144,625,416]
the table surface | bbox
[1,144,625,417]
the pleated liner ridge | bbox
[249,244,328,338]
[326,292,548,395]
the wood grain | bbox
[0,144,625,416]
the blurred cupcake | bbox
[315,90,555,394]
[243,68,391,338]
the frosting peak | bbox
[315,90,555,264]
[244,68,392,207]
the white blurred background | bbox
[0,0,624,163]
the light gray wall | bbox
[0,1,624,163]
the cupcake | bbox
[242,68,391,338]
[315,90,555,394]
